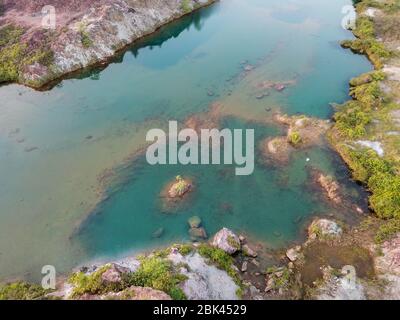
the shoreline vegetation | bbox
[331,0,400,243]
[0,0,217,89]
[1,0,400,300]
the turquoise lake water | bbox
[0,0,371,281]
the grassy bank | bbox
[330,0,400,243]
[0,25,55,86]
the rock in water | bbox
[242,244,258,258]
[152,227,164,238]
[317,174,341,204]
[274,84,286,92]
[168,176,192,198]
[212,228,241,254]
[241,261,248,272]
[188,216,202,229]
[189,227,207,241]
[308,219,343,240]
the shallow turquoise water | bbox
[76,118,368,259]
[0,0,371,280]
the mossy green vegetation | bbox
[227,235,240,250]
[80,31,93,48]
[177,244,193,256]
[375,219,400,243]
[334,101,371,138]
[181,0,192,13]
[288,131,302,146]
[0,281,48,300]
[77,22,93,48]
[174,175,189,194]
[69,264,130,297]
[334,145,400,241]
[341,15,392,69]
[0,24,55,85]
[197,244,242,288]
[267,267,292,290]
[332,0,400,243]
[130,256,187,300]
[0,25,24,47]
[69,256,187,300]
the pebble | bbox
[241,261,248,272]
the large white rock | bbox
[168,251,239,300]
[212,228,241,254]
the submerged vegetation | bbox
[333,0,400,242]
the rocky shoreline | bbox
[0,0,216,88]
[2,219,399,300]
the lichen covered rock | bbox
[212,228,241,255]
[168,175,192,198]
[308,219,343,241]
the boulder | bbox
[286,246,302,262]
[308,219,343,240]
[242,244,258,258]
[168,251,239,300]
[168,176,192,198]
[101,263,130,284]
[212,228,241,254]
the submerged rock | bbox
[274,84,286,92]
[317,174,342,204]
[152,227,164,239]
[212,228,241,255]
[243,64,254,72]
[189,227,208,242]
[188,216,202,229]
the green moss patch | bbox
[0,281,48,300]
[130,256,187,300]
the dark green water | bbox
[0,0,371,280]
